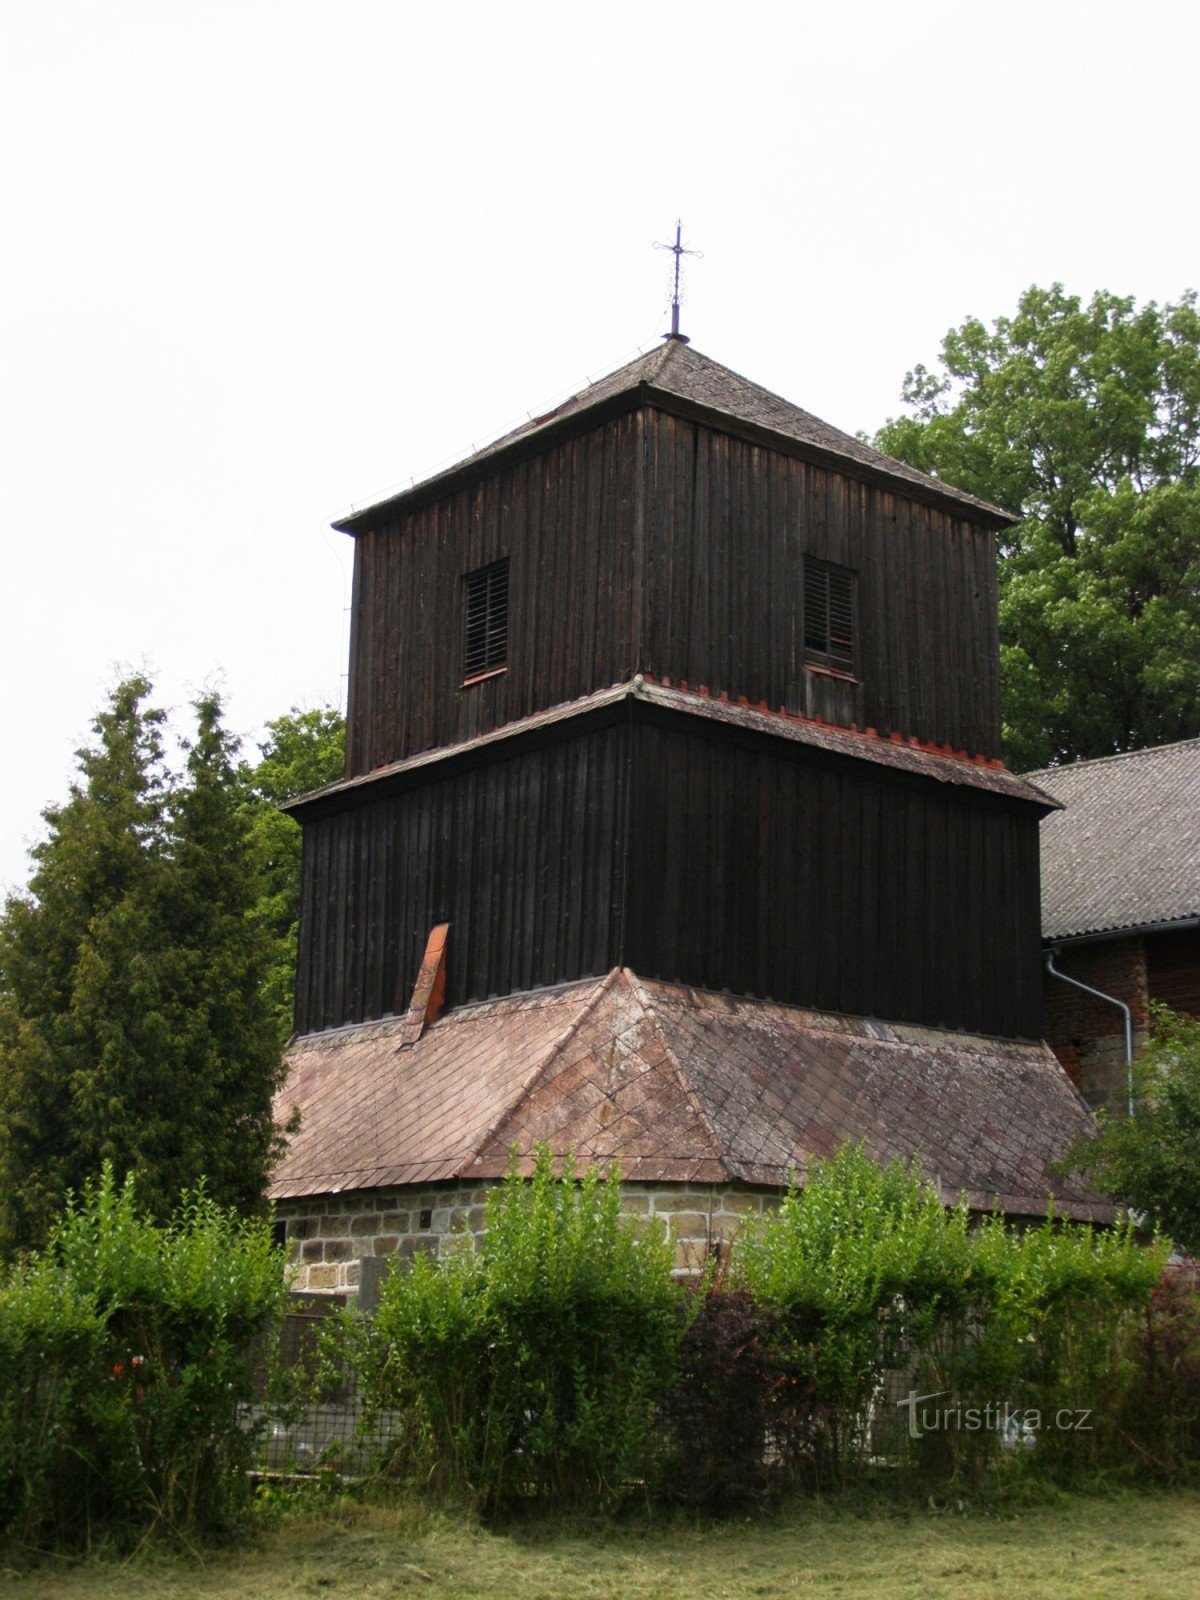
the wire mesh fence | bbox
[245,1296,402,1478]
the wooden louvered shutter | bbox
[463,559,509,681]
[803,557,829,660]
[827,564,854,671]
[802,555,856,674]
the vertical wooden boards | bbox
[294,720,631,1034]
[638,408,1003,759]
[344,413,643,775]
[345,404,1006,780]
[622,711,1043,1038]
[298,702,1044,1040]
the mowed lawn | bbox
[4,1490,1199,1600]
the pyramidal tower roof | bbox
[334,340,1015,532]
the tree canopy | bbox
[874,285,1200,770]
[238,706,345,1043]
[1068,1008,1200,1256]
[0,680,299,1255]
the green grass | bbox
[3,1489,1199,1599]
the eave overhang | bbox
[332,382,1018,537]
[284,678,1058,824]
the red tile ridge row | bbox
[641,675,1009,769]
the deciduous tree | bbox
[238,706,345,1042]
[874,285,1200,769]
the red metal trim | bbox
[459,666,507,690]
[640,674,1008,771]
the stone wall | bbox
[1043,935,1149,1112]
[276,1180,780,1297]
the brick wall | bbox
[276,1181,779,1297]
[1042,935,1149,1112]
[1146,926,1200,1018]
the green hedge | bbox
[340,1145,1179,1509]
[339,1150,688,1511]
[0,1168,287,1547]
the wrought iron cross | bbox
[653,220,702,340]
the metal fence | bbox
[247,1296,402,1477]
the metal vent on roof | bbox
[463,559,509,681]
[803,555,856,674]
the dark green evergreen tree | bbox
[0,678,167,1253]
[0,681,286,1253]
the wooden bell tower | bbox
[286,340,1054,1042]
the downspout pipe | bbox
[1044,946,1135,1117]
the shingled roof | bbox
[284,677,1055,822]
[1028,739,1200,942]
[271,969,1109,1221]
[334,340,1015,532]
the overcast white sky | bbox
[2,0,1197,891]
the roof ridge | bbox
[463,968,624,1171]
[1026,736,1200,778]
[622,969,733,1178]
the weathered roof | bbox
[284,677,1056,823]
[270,968,1110,1221]
[1027,739,1200,942]
[333,340,1016,532]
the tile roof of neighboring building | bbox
[284,677,1056,822]
[333,340,1016,532]
[1027,739,1200,942]
[270,968,1111,1222]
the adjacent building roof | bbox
[333,340,1016,533]
[1028,739,1200,942]
[284,676,1056,823]
[270,968,1110,1222]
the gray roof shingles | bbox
[1027,739,1200,942]
[334,341,1015,531]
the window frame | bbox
[461,557,510,687]
[802,554,858,679]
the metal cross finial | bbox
[653,220,702,341]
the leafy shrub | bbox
[736,1146,977,1482]
[915,1213,1166,1486]
[0,1260,104,1541]
[0,1167,288,1547]
[733,1146,1166,1490]
[655,1285,799,1510]
[345,1149,688,1512]
[1113,1262,1200,1481]
[1069,1007,1200,1255]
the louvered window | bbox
[803,555,856,674]
[463,559,509,682]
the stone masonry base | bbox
[276,1181,780,1297]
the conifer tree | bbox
[0,677,167,1252]
[0,681,285,1254]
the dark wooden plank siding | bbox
[344,402,1003,779]
[623,715,1043,1039]
[641,408,1003,759]
[295,721,630,1035]
[299,709,1043,1040]
[345,412,642,776]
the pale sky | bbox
[2,0,1197,892]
